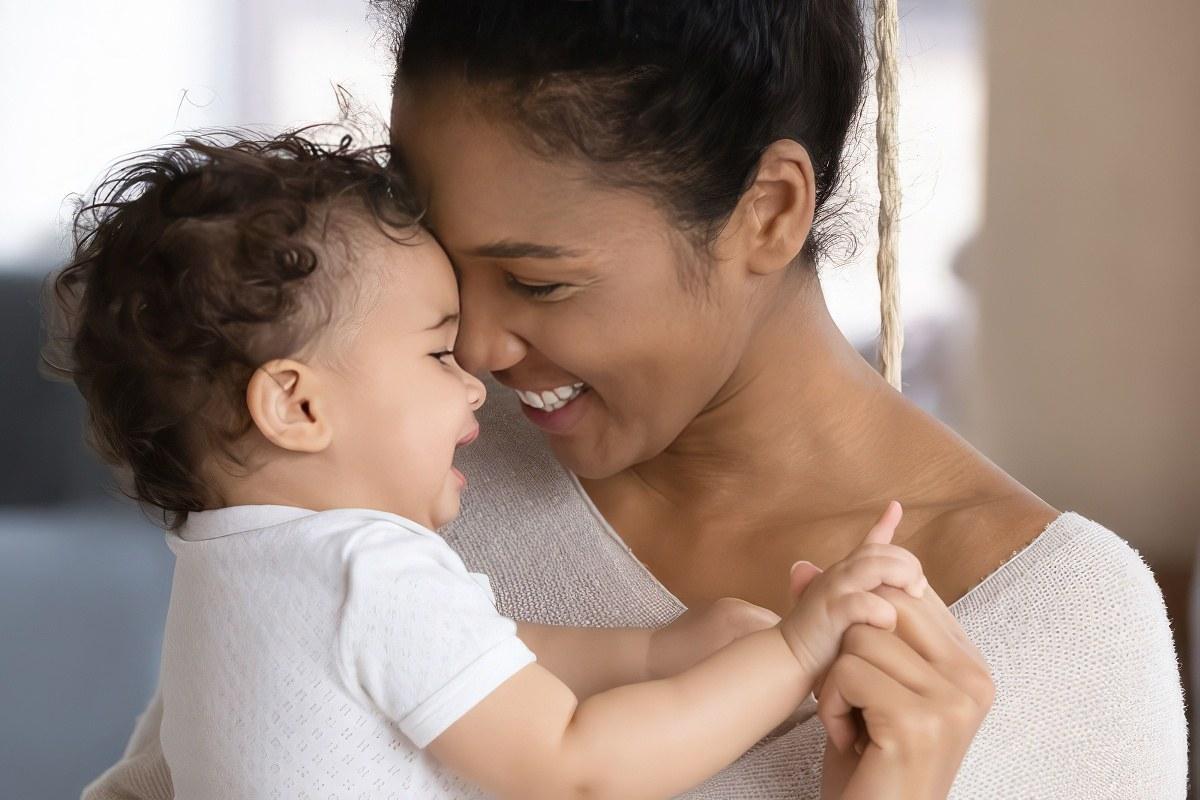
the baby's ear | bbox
[246,359,333,453]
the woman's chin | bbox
[547,435,627,482]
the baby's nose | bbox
[462,368,487,411]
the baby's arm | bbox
[430,503,920,800]
[433,627,807,800]
[516,597,781,698]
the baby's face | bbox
[318,227,485,529]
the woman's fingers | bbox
[820,623,963,756]
[816,681,859,754]
[918,579,984,654]
[872,585,961,665]
[898,575,982,658]
[838,623,957,697]
[817,652,919,753]
[874,585,996,716]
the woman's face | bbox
[393,83,769,479]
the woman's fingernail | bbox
[791,560,814,574]
[854,738,866,755]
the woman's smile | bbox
[513,383,594,435]
[512,382,588,412]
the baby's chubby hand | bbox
[647,597,782,680]
[778,501,927,679]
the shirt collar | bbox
[178,504,318,542]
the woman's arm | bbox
[81,689,173,800]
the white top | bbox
[159,505,534,800]
[85,387,1188,799]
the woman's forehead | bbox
[395,98,659,253]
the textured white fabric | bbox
[158,505,534,800]
[85,387,1187,799]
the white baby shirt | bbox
[158,505,535,799]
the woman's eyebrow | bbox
[466,239,586,259]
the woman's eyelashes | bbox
[504,273,566,298]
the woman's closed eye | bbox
[504,273,567,299]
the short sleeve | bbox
[335,522,536,748]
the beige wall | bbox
[968,1,1200,563]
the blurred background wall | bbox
[968,2,1200,785]
[968,0,1200,568]
[0,0,1194,797]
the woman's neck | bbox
[614,276,970,528]
[582,275,1056,611]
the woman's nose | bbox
[453,276,528,375]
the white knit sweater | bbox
[83,391,1188,799]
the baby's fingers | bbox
[831,591,898,633]
[839,553,928,600]
[861,500,903,546]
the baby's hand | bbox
[647,597,781,679]
[778,501,926,678]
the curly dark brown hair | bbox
[43,129,424,529]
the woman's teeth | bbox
[516,383,586,412]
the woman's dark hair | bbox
[43,130,423,529]
[382,0,866,264]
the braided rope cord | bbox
[874,0,903,390]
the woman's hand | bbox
[816,584,995,800]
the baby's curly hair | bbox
[43,129,424,529]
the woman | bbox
[85,1,1186,798]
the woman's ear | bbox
[245,359,333,453]
[718,139,817,277]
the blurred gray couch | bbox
[0,272,172,800]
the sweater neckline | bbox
[565,470,1075,614]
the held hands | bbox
[803,503,995,800]
[646,501,925,685]
[778,501,926,680]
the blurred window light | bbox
[2,0,983,358]
[0,0,392,269]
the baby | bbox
[49,132,925,799]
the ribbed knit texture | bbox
[83,388,1187,799]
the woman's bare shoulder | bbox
[908,489,1060,604]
